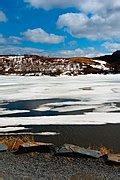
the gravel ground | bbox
[0,152,120,180]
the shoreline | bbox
[27,124,120,153]
[0,123,120,153]
[0,151,120,179]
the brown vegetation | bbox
[69,57,99,65]
[0,55,112,75]
[0,135,34,151]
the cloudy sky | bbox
[0,0,120,57]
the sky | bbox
[0,0,120,57]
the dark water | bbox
[0,98,120,153]
[0,98,94,118]
[0,98,119,118]
[18,124,120,153]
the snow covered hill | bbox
[0,53,119,76]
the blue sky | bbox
[0,0,120,57]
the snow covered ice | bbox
[0,74,120,133]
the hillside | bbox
[94,51,120,73]
[0,51,119,76]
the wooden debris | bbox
[20,142,53,148]
[108,154,120,163]
[18,142,55,153]
[0,135,120,165]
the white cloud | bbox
[0,34,7,44]
[102,42,120,52]
[24,0,120,14]
[0,44,105,57]
[0,11,7,22]
[0,34,22,45]
[9,36,22,44]
[0,46,44,55]
[23,1,120,42]
[23,28,64,44]
[24,0,79,10]
[57,11,120,40]
[79,0,120,14]
[50,47,104,58]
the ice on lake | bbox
[0,74,120,133]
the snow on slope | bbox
[0,55,111,75]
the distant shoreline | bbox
[0,51,120,75]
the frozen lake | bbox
[0,74,120,130]
[0,74,120,151]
